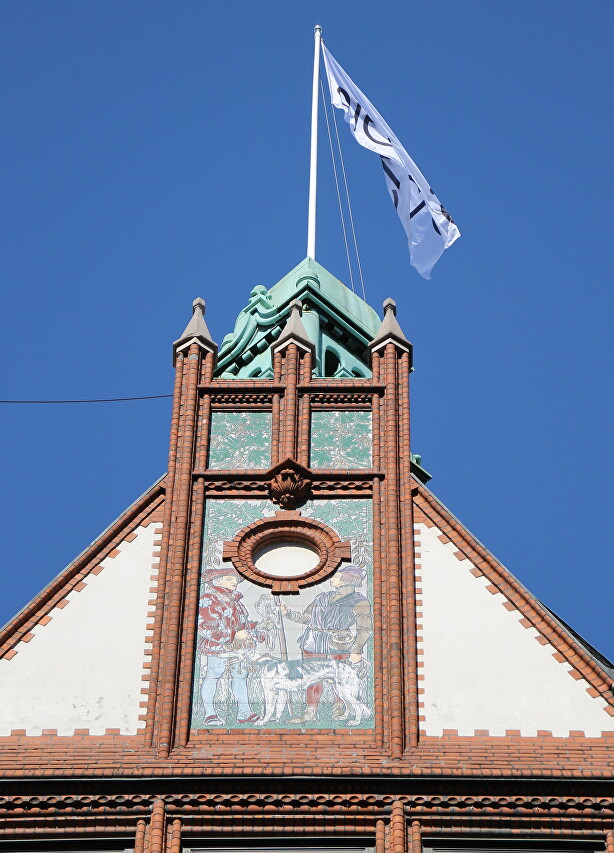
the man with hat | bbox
[280,564,372,724]
[197,566,263,726]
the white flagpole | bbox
[307,25,322,260]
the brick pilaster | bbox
[147,798,166,853]
[172,352,215,748]
[390,800,406,853]
[155,342,216,757]
[283,343,299,459]
[167,818,181,853]
[383,342,405,759]
[399,349,419,749]
[135,819,146,853]
[271,351,283,465]
[297,349,312,466]
[376,819,386,853]
[410,819,421,853]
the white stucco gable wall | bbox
[417,522,614,737]
[0,521,161,736]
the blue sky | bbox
[1,2,612,662]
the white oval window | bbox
[253,540,320,578]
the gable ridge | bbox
[412,477,614,715]
[0,476,165,661]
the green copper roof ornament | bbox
[216,258,380,379]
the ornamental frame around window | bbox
[222,509,352,593]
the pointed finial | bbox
[173,295,217,366]
[368,296,412,360]
[271,298,315,357]
[383,298,397,316]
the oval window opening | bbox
[253,540,320,578]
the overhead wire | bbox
[5,92,369,405]
[0,395,172,404]
[320,78,355,294]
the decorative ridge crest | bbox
[215,259,379,379]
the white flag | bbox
[322,43,460,279]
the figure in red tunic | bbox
[197,567,263,727]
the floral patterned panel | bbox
[208,411,271,469]
[310,411,372,469]
[192,498,374,731]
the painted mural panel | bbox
[310,411,372,469]
[208,411,271,469]
[191,499,374,730]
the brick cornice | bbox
[0,791,613,814]
[0,790,613,834]
[1,729,613,777]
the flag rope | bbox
[331,99,367,301]
[320,79,355,294]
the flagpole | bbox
[307,25,322,260]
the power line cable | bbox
[331,104,367,302]
[0,394,172,405]
[320,79,355,294]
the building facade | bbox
[0,258,613,853]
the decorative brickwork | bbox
[0,790,613,853]
[0,272,612,853]
[222,509,352,592]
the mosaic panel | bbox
[310,410,372,469]
[208,411,271,469]
[192,499,374,730]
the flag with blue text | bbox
[322,42,460,279]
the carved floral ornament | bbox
[269,467,311,509]
[267,458,312,509]
[222,510,352,593]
